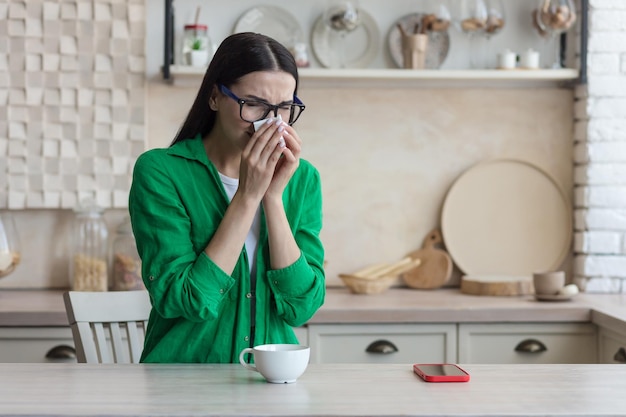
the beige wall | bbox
[148,82,575,287]
[0,82,574,289]
[0,81,574,289]
[0,0,578,290]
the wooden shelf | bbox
[167,65,580,89]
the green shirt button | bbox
[219,288,224,294]
[244,336,249,342]
[246,293,252,298]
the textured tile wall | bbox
[0,0,145,209]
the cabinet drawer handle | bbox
[365,339,398,354]
[613,347,626,363]
[514,339,547,354]
[45,345,76,361]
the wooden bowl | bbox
[339,274,397,295]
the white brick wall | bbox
[575,1,626,292]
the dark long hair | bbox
[171,32,300,145]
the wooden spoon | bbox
[351,256,421,280]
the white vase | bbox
[190,50,209,67]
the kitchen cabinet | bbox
[0,327,76,363]
[458,323,598,364]
[0,325,306,364]
[598,327,626,364]
[307,323,456,364]
[293,326,308,346]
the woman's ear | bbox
[209,85,219,111]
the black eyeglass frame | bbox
[218,84,306,126]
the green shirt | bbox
[129,136,325,363]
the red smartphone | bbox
[413,363,470,382]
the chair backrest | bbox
[63,290,152,364]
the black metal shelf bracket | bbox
[579,0,588,85]
[163,0,173,81]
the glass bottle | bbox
[293,42,310,68]
[0,211,21,279]
[111,216,144,291]
[70,203,109,292]
[182,24,213,67]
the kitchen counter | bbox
[1,362,625,416]
[2,287,626,328]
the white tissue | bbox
[253,114,282,132]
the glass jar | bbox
[111,216,144,291]
[292,42,310,68]
[182,24,212,67]
[70,204,109,292]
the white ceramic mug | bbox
[533,271,565,295]
[239,344,310,384]
[520,48,540,69]
[498,49,517,69]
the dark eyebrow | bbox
[244,95,294,106]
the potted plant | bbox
[189,38,209,67]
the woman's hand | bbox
[262,122,303,270]
[237,118,286,204]
[264,123,301,203]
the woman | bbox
[129,33,325,363]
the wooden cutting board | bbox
[401,229,453,289]
[460,275,534,296]
[440,159,572,277]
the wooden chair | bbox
[63,290,152,363]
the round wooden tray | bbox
[441,159,572,277]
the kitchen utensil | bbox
[239,344,310,384]
[535,283,578,301]
[401,229,452,289]
[328,3,359,32]
[482,0,506,68]
[453,0,488,68]
[520,48,540,69]
[388,13,450,69]
[533,0,576,68]
[340,256,421,294]
[339,274,398,295]
[233,6,303,50]
[497,49,516,69]
[311,7,379,68]
[534,292,576,301]
[441,159,572,277]
[319,1,362,68]
[533,271,565,295]
[461,275,533,296]
[400,31,428,69]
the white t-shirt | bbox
[218,172,261,277]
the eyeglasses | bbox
[218,84,305,126]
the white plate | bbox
[387,13,450,69]
[441,159,572,277]
[535,293,575,302]
[233,6,303,49]
[311,8,380,69]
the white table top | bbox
[1,363,625,416]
